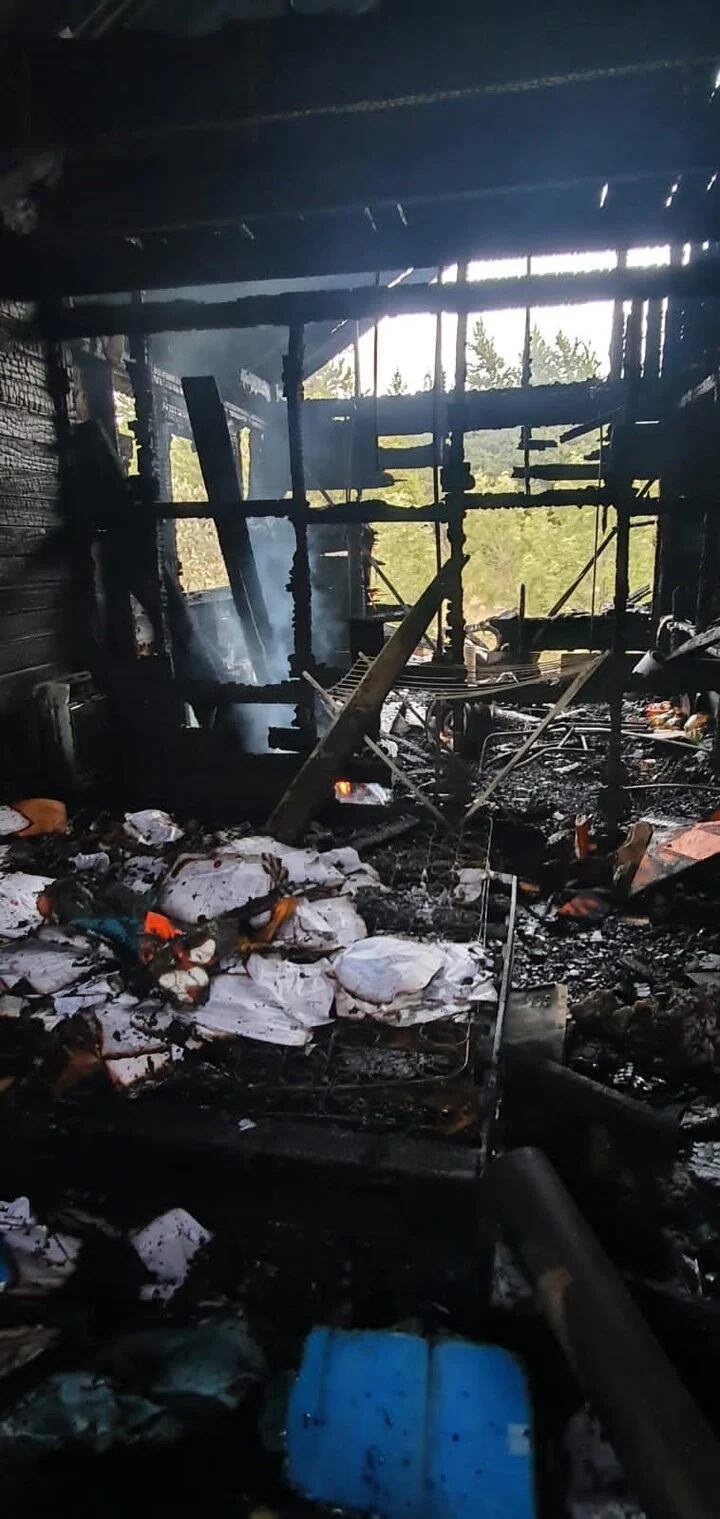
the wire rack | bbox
[183,821,512,1136]
[328,655,565,706]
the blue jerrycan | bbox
[286,1327,536,1519]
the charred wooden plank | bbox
[42,261,720,339]
[182,375,274,683]
[268,556,464,843]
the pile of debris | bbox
[0,803,497,1104]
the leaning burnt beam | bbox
[43,260,720,339]
[268,555,465,845]
[182,375,274,683]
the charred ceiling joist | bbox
[40,260,720,338]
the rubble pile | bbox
[2,686,720,1513]
[0,806,500,1108]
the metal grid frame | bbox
[181,821,515,1137]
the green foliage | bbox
[387,367,408,395]
[169,436,229,591]
[304,356,355,399]
[371,322,655,621]
[528,328,601,386]
[114,390,138,473]
[467,318,519,390]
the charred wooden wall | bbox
[0,301,80,793]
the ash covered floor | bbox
[1,692,720,1516]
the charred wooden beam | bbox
[4,17,716,157]
[267,555,464,843]
[483,1148,720,1519]
[156,488,616,524]
[284,326,312,677]
[11,184,720,301]
[283,324,316,746]
[127,308,173,663]
[505,1046,677,1149]
[42,261,720,339]
[445,261,469,663]
[512,463,600,480]
[23,74,717,265]
[182,375,274,683]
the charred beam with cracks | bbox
[41,260,720,340]
[155,488,616,523]
[445,261,468,665]
[127,299,173,664]
[482,1147,720,1519]
[267,555,465,844]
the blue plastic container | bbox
[286,1327,536,1519]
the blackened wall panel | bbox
[0,301,80,793]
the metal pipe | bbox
[482,1147,720,1519]
[43,261,720,339]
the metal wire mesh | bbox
[187,822,508,1134]
[328,654,566,706]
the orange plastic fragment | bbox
[10,799,67,837]
[144,910,182,940]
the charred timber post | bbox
[445,261,468,666]
[127,301,173,665]
[267,555,465,844]
[695,508,718,632]
[605,298,642,840]
[43,261,720,339]
[482,1147,720,1519]
[283,324,315,747]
